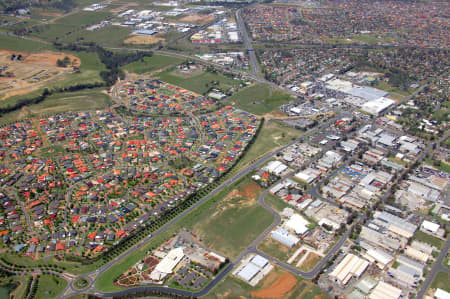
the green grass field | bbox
[264,193,291,213]
[0,88,111,125]
[28,11,119,45]
[35,274,67,299]
[227,84,293,115]
[67,26,132,48]
[414,230,444,249]
[430,272,450,292]
[0,34,53,52]
[237,120,302,167]
[156,69,240,94]
[124,54,184,74]
[189,196,274,259]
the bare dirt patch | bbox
[124,34,165,45]
[250,273,297,298]
[264,109,287,119]
[298,252,320,272]
[179,14,215,25]
[223,181,261,205]
[0,50,79,100]
[39,12,62,17]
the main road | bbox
[235,8,260,77]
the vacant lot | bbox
[156,69,240,95]
[124,54,183,74]
[228,84,293,115]
[0,50,80,100]
[414,230,444,249]
[124,34,165,45]
[430,272,450,292]
[237,120,302,167]
[298,252,321,272]
[190,178,273,259]
[179,14,215,25]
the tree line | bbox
[54,42,153,86]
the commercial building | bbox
[435,289,450,299]
[361,97,395,115]
[369,281,402,299]
[364,248,393,269]
[284,213,310,235]
[235,254,273,286]
[329,254,369,285]
[150,247,185,281]
[421,220,440,234]
[271,228,299,248]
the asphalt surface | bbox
[235,8,259,76]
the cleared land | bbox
[124,34,165,45]
[227,84,293,115]
[298,252,321,272]
[179,14,215,25]
[0,50,80,100]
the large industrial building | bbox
[369,281,402,299]
[329,254,370,285]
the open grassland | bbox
[35,275,67,299]
[237,120,302,167]
[264,193,291,213]
[156,69,240,94]
[0,89,110,125]
[0,35,53,52]
[124,54,184,74]
[27,11,132,47]
[204,265,328,299]
[95,176,274,292]
[430,272,450,292]
[228,84,293,115]
[188,178,273,259]
[66,26,132,48]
